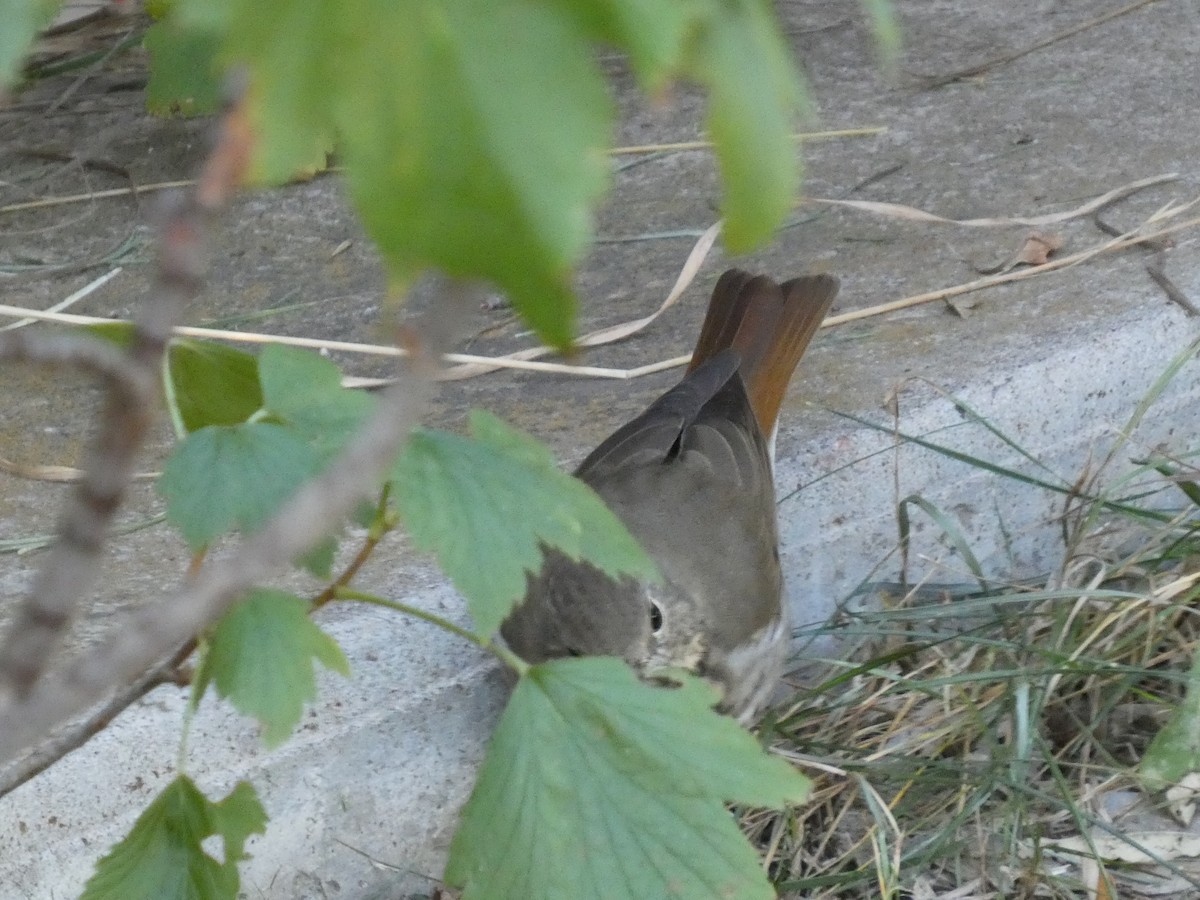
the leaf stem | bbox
[334,587,527,673]
[310,489,391,611]
[160,352,187,440]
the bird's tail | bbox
[688,269,839,440]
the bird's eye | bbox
[649,602,664,633]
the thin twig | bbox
[804,172,1178,229]
[0,268,122,331]
[2,209,1196,388]
[1093,200,1198,316]
[609,127,886,156]
[0,643,188,797]
[913,0,1164,89]
[0,455,158,483]
[821,213,1200,327]
[0,306,642,377]
[0,179,196,215]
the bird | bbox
[500,269,839,722]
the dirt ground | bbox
[2,1,1199,897]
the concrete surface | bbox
[1,0,1199,897]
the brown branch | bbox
[0,485,400,795]
[311,492,392,610]
[0,331,151,387]
[0,79,248,741]
[0,71,459,776]
[0,340,438,765]
[0,641,190,797]
[0,279,174,700]
[0,79,260,701]
[0,77,256,703]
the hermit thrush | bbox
[500,269,838,722]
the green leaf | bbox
[447,657,810,900]
[159,423,320,549]
[1141,644,1200,791]
[688,0,806,250]
[860,0,902,63]
[144,20,223,116]
[175,0,339,178]
[257,344,374,459]
[181,0,613,347]
[550,0,691,92]
[297,536,336,579]
[392,410,657,637]
[81,775,267,900]
[168,340,263,432]
[177,0,806,337]
[82,321,136,349]
[338,0,611,346]
[195,589,349,747]
[0,0,58,88]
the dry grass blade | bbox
[804,173,1178,228]
[0,455,158,483]
[609,127,886,156]
[0,179,197,215]
[4,180,1195,393]
[824,207,1200,328]
[0,268,121,331]
[435,220,722,381]
[0,223,723,383]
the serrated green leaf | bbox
[258,344,374,459]
[1141,644,1200,790]
[447,657,809,900]
[144,20,223,116]
[168,340,262,432]
[338,0,610,347]
[176,0,805,337]
[392,410,657,637]
[195,589,348,747]
[689,0,806,250]
[159,422,320,549]
[0,0,58,88]
[81,775,267,900]
[180,0,612,347]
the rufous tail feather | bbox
[688,269,839,437]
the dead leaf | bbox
[1017,230,1064,266]
[1047,829,1200,863]
[805,173,1178,228]
[1167,772,1200,825]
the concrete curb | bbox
[3,290,1198,899]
